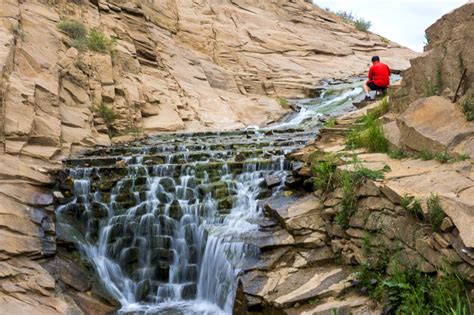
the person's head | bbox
[371,56,380,64]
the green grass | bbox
[57,20,87,40]
[324,118,337,127]
[347,117,389,153]
[335,162,385,228]
[355,262,472,314]
[434,151,451,164]
[458,153,470,161]
[424,61,443,97]
[311,154,338,192]
[460,93,474,121]
[388,149,408,160]
[336,11,371,32]
[420,149,435,161]
[400,194,424,221]
[427,194,445,230]
[87,28,116,53]
[346,97,390,153]
[334,171,357,228]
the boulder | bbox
[397,96,474,158]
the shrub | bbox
[87,28,116,53]
[57,20,87,40]
[336,11,371,32]
[94,103,116,133]
[427,194,445,230]
[354,18,372,32]
[460,93,474,121]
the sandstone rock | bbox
[356,181,380,197]
[440,216,454,232]
[143,104,184,132]
[392,1,473,112]
[397,96,474,158]
[438,196,474,248]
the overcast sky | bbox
[313,0,468,52]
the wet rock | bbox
[56,257,92,292]
[136,280,151,301]
[265,175,280,188]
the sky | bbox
[313,0,468,52]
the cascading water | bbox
[56,78,377,314]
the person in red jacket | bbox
[363,56,391,101]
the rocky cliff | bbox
[0,0,416,160]
[0,0,418,313]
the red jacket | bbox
[368,62,391,87]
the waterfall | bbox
[56,81,370,314]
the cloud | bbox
[313,0,468,51]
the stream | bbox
[56,77,380,314]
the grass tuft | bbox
[400,194,424,221]
[460,93,474,121]
[277,97,290,109]
[87,28,116,53]
[427,194,445,230]
[57,20,87,40]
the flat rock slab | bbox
[242,266,353,309]
[263,194,325,232]
[285,295,378,315]
[338,153,474,248]
[397,96,474,158]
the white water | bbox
[58,153,288,314]
[57,79,371,314]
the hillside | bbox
[0,0,416,161]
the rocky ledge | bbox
[235,96,474,314]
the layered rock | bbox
[392,1,473,111]
[0,0,418,313]
[0,0,416,160]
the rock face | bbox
[393,1,474,111]
[0,0,416,160]
[397,96,474,158]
